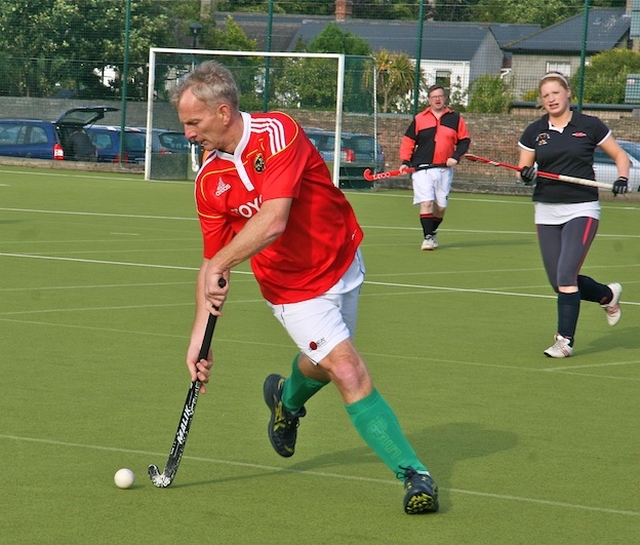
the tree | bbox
[308,24,373,112]
[572,49,640,104]
[307,23,371,57]
[0,0,175,98]
[466,74,512,113]
[371,50,417,113]
[186,0,625,23]
[270,23,373,111]
[472,0,626,27]
[199,16,262,110]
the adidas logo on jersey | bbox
[215,178,231,196]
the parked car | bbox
[304,127,385,188]
[86,126,190,164]
[0,106,117,161]
[86,125,147,164]
[593,140,640,191]
[152,130,191,154]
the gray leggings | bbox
[536,216,598,290]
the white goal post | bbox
[145,48,346,185]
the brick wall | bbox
[2,96,637,193]
[290,109,639,191]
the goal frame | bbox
[145,48,346,185]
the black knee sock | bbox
[432,217,442,235]
[420,214,434,238]
[557,291,581,342]
[577,275,611,304]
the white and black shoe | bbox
[421,234,438,251]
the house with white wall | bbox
[211,11,539,105]
[504,8,631,100]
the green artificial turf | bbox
[0,167,638,544]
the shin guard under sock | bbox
[282,355,328,412]
[346,389,428,478]
[557,291,581,342]
[577,275,612,304]
[432,217,442,235]
[420,214,434,238]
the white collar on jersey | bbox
[213,111,254,191]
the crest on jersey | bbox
[254,153,265,173]
[536,132,550,146]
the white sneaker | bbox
[601,282,622,326]
[544,334,574,358]
[421,235,438,251]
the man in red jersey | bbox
[172,61,438,514]
[399,84,470,250]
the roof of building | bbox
[291,19,519,61]
[212,12,541,61]
[504,8,630,54]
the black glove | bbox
[612,176,628,196]
[520,165,537,185]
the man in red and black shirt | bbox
[172,61,439,514]
[399,84,470,250]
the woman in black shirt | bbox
[518,72,629,358]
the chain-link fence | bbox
[0,1,637,188]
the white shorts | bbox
[412,167,453,208]
[267,248,365,364]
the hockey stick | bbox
[363,163,448,182]
[465,153,613,190]
[148,278,226,488]
[363,167,413,181]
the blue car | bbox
[0,106,118,161]
[86,126,191,164]
[86,125,147,164]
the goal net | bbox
[145,48,378,189]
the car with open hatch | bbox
[0,106,118,161]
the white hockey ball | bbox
[114,468,135,489]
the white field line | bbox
[0,313,637,382]
[2,253,639,309]
[543,360,640,372]
[2,205,640,240]
[1,206,639,378]
[0,252,200,270]
[0,206,197,221]
[0,168,189,185]
[0,433,637,517]
[353,191,640,211]
[0,280,195,292]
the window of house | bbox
[435,70,451,90]
[546,62,571,77]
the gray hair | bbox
[171,60,240,110]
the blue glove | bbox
[520,165,537,185]
[612,176,628,196]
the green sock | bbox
[282,354,329,412]
[346,389,428,479]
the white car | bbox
[593,140,640,191]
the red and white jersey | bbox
[195,111,363,304]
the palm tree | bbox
[371,50,421,113]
